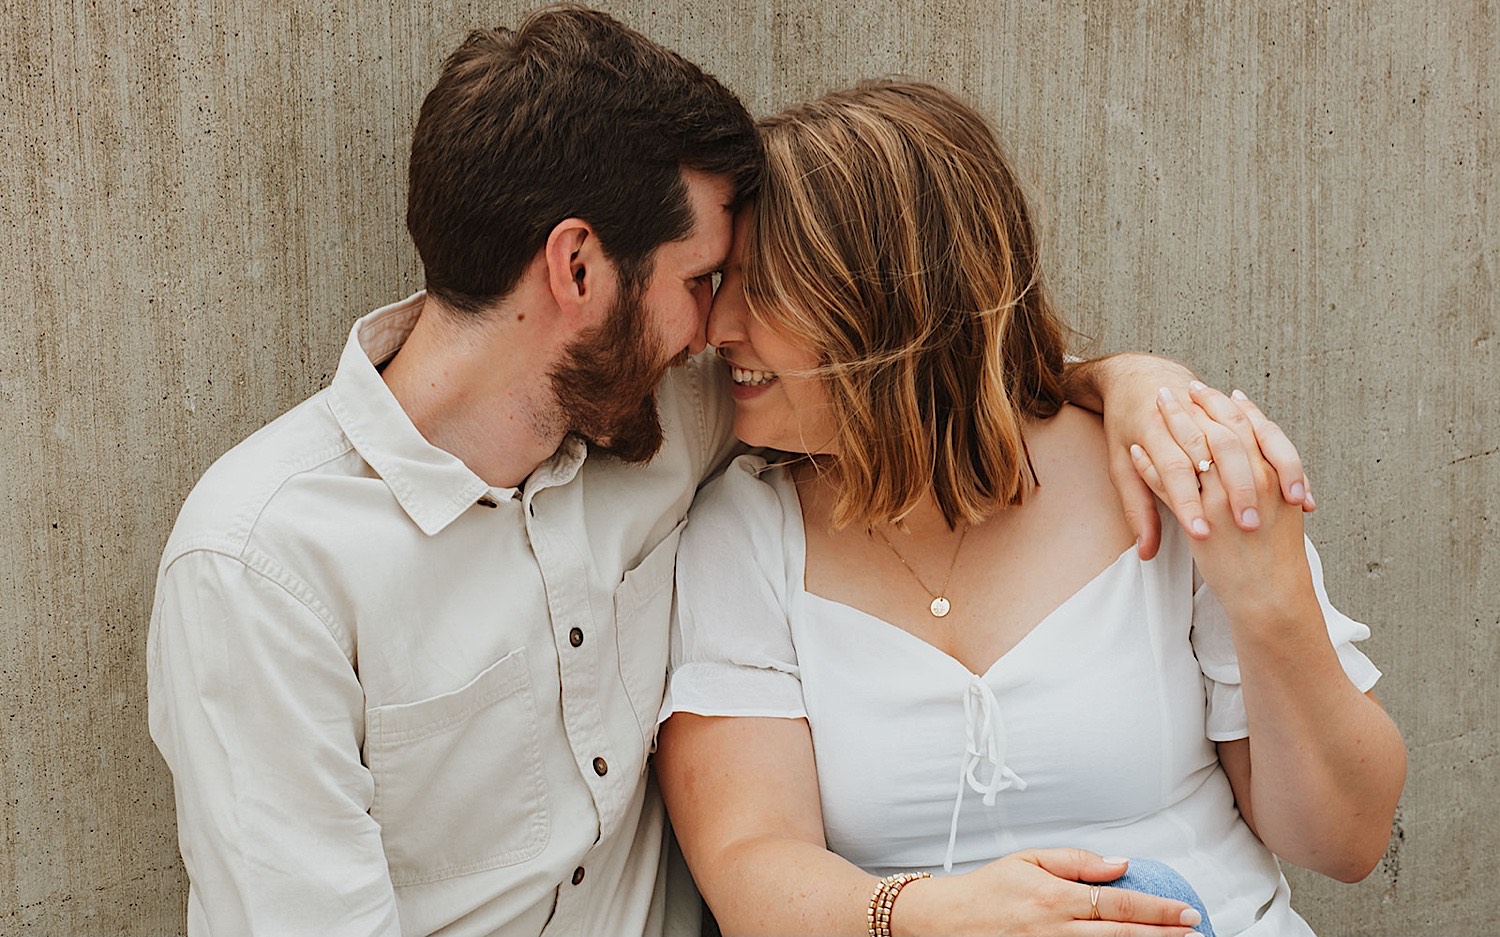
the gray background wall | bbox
[1,1,1493,933]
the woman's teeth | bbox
[732,367,777,386]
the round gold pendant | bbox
[930,596,951,618]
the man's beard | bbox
[547,282,684,464]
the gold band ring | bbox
[1088,884,1102,920]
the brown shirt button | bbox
[572,866,586,886]
[569,627,584,647]
[592,756,608,777]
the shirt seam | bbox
[685,357,711,477]
[159,545,352,661]
[245,433,357,547]
[162,430,354,558]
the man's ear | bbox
[543,218,611,325]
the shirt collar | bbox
[327,292,517,536]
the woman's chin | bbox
[731,417,784,452]
[731,411,834,456]
[731,424,771,449]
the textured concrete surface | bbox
[1,1,1493,933]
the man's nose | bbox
[687,309,709,356]
[706,290,743,349]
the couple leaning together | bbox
[147,7,1404,937]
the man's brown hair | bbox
[407,6,762,313]
[744,80,1069,530]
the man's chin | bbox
[582,396,664,464]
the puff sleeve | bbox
[1191,535,1383,741]
[659,455,808,722]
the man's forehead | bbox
[707,201,734,245]
[706,219,734,269]
[685,170,737,214]
[685,199,735,262]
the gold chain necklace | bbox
[873,523,971,618]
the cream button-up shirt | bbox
[148,293,735,937]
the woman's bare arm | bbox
[1215,685,1402,879]
[655,713,1204,936]
[1132,385,1405,881]
[657,714,872,934]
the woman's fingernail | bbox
[1158,386,1175,402]
[1102,855,1128,865]
[1231,388,1248,400]
[1241,507,1260,527]
[1191,518,1210,537]
[1188,380,1207,392]
[1305,489,1317,510]
[1289,481,1305,501]
[1130,444,1147,461]
[1181,908,1203,927]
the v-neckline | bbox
[775,467,1138,680]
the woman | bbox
[655,81,1405,936]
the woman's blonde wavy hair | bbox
[744,80,1069,530]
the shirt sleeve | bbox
[148,549,402,937]
[676,350,743,484]
[659,457,807,721]
[1190,535,1384,742]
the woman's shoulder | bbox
[1023,404,1135,543]
[1027,403,1113,489]
[692,451,788,512]
[677,453,802,609]
[684,452,795,549]
[1038,400,1106,434]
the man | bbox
[148,8,1308,936]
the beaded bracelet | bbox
[866,870,931,937]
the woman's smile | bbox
[728,363,780,400]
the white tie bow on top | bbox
[943,675,1027,872]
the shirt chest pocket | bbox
[363,648,549,887]
[613,520,686,762]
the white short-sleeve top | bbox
[662,455,1382,937]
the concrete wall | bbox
[2,1,1493,933]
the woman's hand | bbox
[1130,383,1314,612]
[1065,355,1313,560]
[894,849,1204,937]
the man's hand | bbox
[1065,354,1313,560]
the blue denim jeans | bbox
[1108,857,1215,936]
